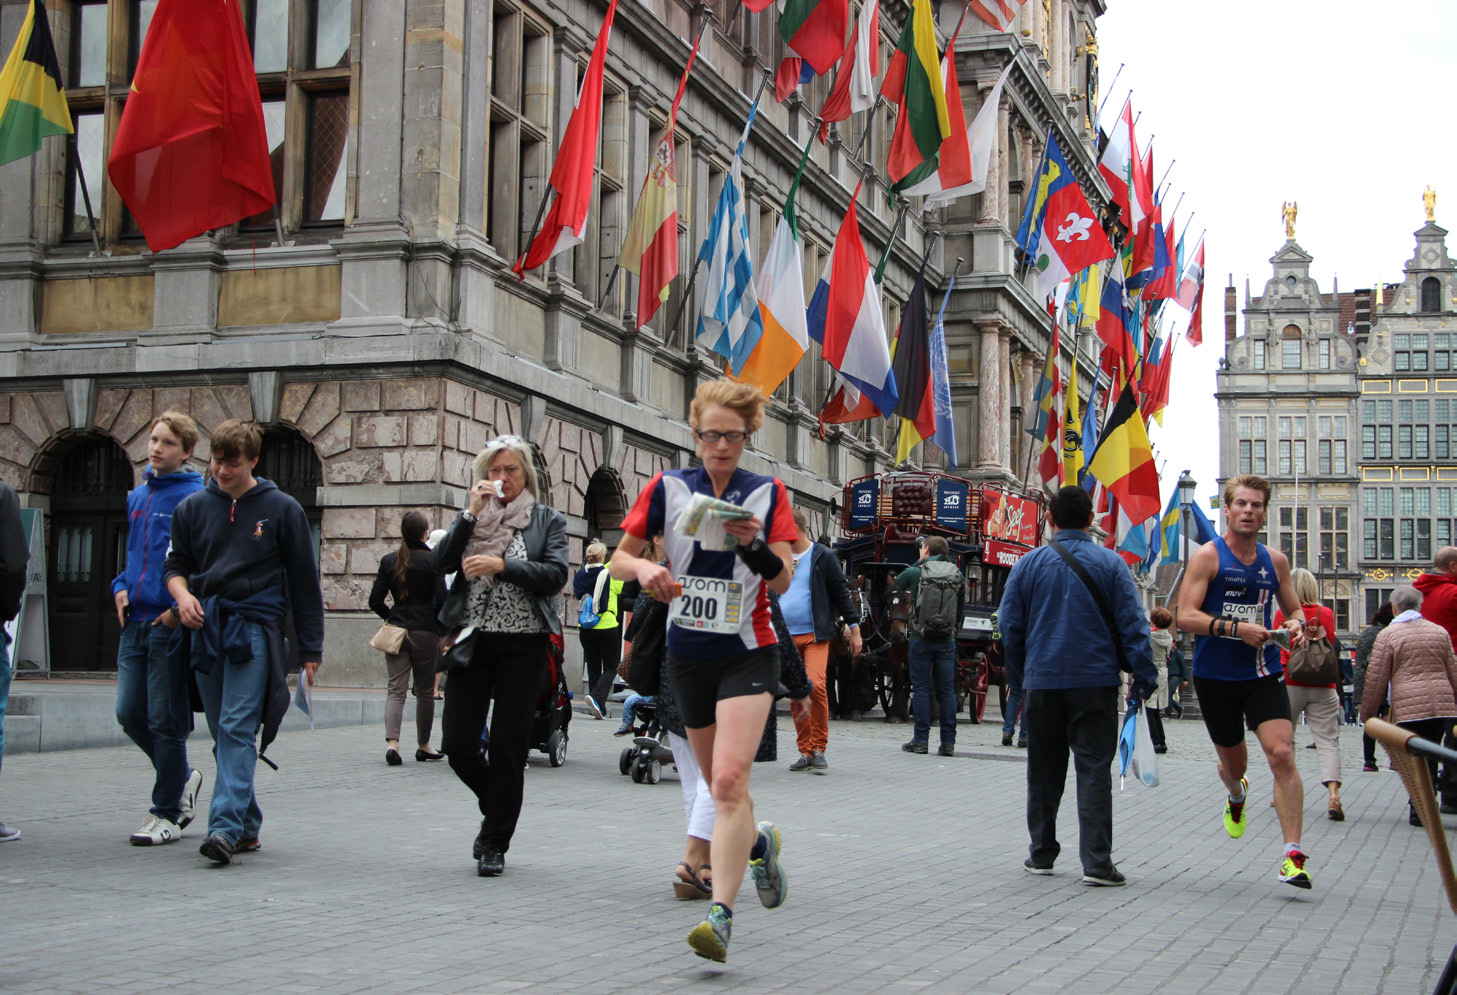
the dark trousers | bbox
[578,625,621,708]
[441,632,549,854]
[1145,704,1165,749]
[1025,686,1118,873]
[1442,722,1457,807]
[1403,718,1448,815]
[1364,703,1388,767]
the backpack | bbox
[913,560,961,640]
[578,567,609,628]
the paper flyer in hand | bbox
[673,493,753,551]
[294,673,314,731]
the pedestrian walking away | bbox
[164,419,324,866]
[611,378,797,964]
[779,506,861,773]
[0,478,28,843]
[1360,586,1457,827]
[573,539,634,720]
[999,486,1156,887]
[433,436,569,879]
[1177,473,1313,890]
[1144,607,1174,754]
[112,412,206,846]
[1273,568,1344,821]
[896,536,962,757]
[369,510,448,766]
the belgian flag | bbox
[1087,384,1161,524]
[0,0,72,166]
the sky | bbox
[1096,0,1457,513]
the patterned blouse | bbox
[466,531,549,634]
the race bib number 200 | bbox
[669,575,744,635]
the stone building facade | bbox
[0,0,1108,683]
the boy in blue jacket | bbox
[112,412,205,846]
[165,419,323,865]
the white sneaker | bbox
[178,769,204,829]
[0,822,19,842]
[130,815,181,846]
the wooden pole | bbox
[68,134,103,255]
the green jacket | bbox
[895,554,959,643]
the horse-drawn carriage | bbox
[827,471,1045,724]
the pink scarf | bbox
[463,491,536,576]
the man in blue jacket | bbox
[112,412,205,846]
[1000,486,1156,887]
[165,419,323,866]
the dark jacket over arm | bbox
[0,482,27,623]
[808,544,859,642]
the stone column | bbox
[1017,347,1036,483]
[996,102,1011,230]
[1000,328,1016,471]
[977,94,1003,225]
[977,320,1002,471]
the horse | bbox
[828,576,877,719]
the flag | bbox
[1096,263,1137,382]
[1062,348,1084,484]
[1127,172,1161,290]
[818,0,880,142]
[1177,235,1205,345]
[1189,499,1219,544]
[899,23,969,204]
[619,33,701,327]
[775,56,816,102]
[696,157,763,370]
[1126,141,1155,277]
[820,371,880,428]
[1145,209,1179,301]
[0,0,71,166]
[1025,321,1059,439]
[969,0,1028,31]
[513,0,621,275]
[734,141,812,396]
[779,0,849,76]
[1097,97,1133,229]
[1087,384,1160,524]
[1143,332,1176,424]
[882,0,949,192]
[1079,363,1103,490]
[106,0,274,252]
[892,264,933,464]
[1158,488,1181,565]
[1032,324,1063,487]
[905,59,1012,208]
[927,272,958,463]
[1017,132,1116,301]
[823,185,896,417]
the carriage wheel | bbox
[547,729,567,767]
[619,746,634,775]
[647,759,662,784]
[875,667,895,715]
[631,761,645,783]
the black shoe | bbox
[385,748,403,766]
[199,833,234,865]
[1411,810,1424,827]
[477,847,505,876]
[1154,745,1168,755]
[1023,857,1054,875]
[901,740,928,754]
[1081,866,1126,887]
[1001,734,1013,747]
[1305,742,1317,750]
[1017,737,1028,749]
[472,819,490,860]
[1441,801,1457,815]
[938,744,955,757]
[415,748,446,762]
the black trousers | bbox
[1403,718,1449,815]
[579,625,621,708]
[1025,686,1118,873]
[1145,705,1165,749]
[441,632,549,854]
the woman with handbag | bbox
[611,378,798,964]
[573,539,631,719]
[368,511,448,765]
[1361,585,1457,826]
[1273,568,1344,821]
[433,436,569,877]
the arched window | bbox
[1281,324,1302,368]
[1422,277,1442,313]
[256,426,323,557]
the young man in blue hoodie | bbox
[165,419,323,865]
[112,412,206,846]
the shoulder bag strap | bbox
[591,565,610,605]
[1048,538,1132,674]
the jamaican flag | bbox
[0,0,72,166]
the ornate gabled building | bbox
[0,0,1108,682]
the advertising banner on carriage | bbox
[980,488,1039,547]
[983,539,1030,568]
[848,478,879,530]
[935,478,970,532]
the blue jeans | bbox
[618,693,655,730]
[909,638,956,746]
[194,622,269,845]
[116,620,193,822]
[1002,685,1026,740]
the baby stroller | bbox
[529,632,571,766]
[617,698,674,784]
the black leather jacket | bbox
[433,503,570,635]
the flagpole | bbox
[1156,158,1175,192]
[68,135,103,256]
[873,197,912,284]
[849,95,885,162]
[1094,68,1124,128]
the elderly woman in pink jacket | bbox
[1361,585,1457,826]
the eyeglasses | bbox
[490,435,524,448]
[695,430,747,444]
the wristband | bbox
[1208,618,1216,636]
[734,537,784,581]
[1233,620,1239,637]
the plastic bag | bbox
[1132,704,1159,787]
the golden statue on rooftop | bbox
[1425,186,1436,222]
[1281,201,1297,239]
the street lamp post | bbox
[1175,470,1198,713]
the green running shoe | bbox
[1279,849,1312,889]
[688,904,732,962]
[1224,777,1249,839]
[749,821,788,909]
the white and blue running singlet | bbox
[621,467,798,658]
[1192,537,1282,681]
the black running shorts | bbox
[1193,673,1292,748]
[667,645,778,730]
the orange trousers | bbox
[792,633,830,755]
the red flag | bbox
[106,0,274,252]
[1145,211,1179,301]
[818,0,880,140]
[513,0,621,276]
[775,57,803,102]
[1178,236,1205,345]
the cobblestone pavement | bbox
[0,703,1449,993]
